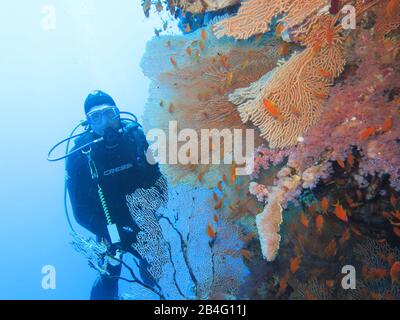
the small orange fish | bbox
[290,256,302,273]
[345,196,359,209]
[185,24,191,33]
[241,249,252,261]
[214,199,223,210]
[340,228,351,245]
[359,127,375,140]
[170,56,177,67]
[334,202,349,222]
[316,214,324,233]
[230,164,237,185]
[207,224,216,238]
[336,158,345,169]
[390,261,400,284]
[299,212,309,228]
[369,268,388,279]
[263,99,284,122]
[222,174,227,182]
[212,191,218,202]
[217,180,223,192]
[309,203,316,215]
[382,116,393,132]
[351,226,362,236]
[201,29,207,41]
[321,197,329,213]
[168,103,175,113]
[199,40,205,51]
[275,22,285,36]
[220,55,229,68]
[278,43,289,56]
[197,172,204,182]
[313,91,328,99]
[324,239,337,257]
[326,280,335,288]
[371,292,381,300]
[186,47,192,56]
[226,72,233,86]
[213,214,219,223]
[244,232,255,243]
[347,153,354,167]
[277,272,290,296]
[319,68,332,78]
[194,50,200,61]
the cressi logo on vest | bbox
[103,163,133,176]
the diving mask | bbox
[86,105,121,136]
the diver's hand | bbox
[108,248,123,267]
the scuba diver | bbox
[48,90,166,300]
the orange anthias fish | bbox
[220,55,229,68]
[170,56,177,67]
[319,68,333,78]
[339,228,351,245]
[168,103,175,113]
[290,256,301,273]
[316,214,324,233]
[201,29,207,41]
[359,127,376,140]
[300,212,309,228]
[321,197,329,213]
[336,158,345,169]
[324,239,337,257]
[186,47,192,56]
[226,72,233,86]
[217,180,223,192]
[275,22,285,36]
[334,202,349,222]
[185,24,191,33]
[382,116,393,132]
[390,261,400,284]
[278,43,289,56]
[369,268,388,279]
[207,224,216,238]
[241,249,252,261]
[214,199,223,210]
[213,214,219,223]
[263,99,284,122]
[194,50,200,61]
[212,191,218,202]
[347,153,354,167]
[199,40,205,51]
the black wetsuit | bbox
[66,120,165,299]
